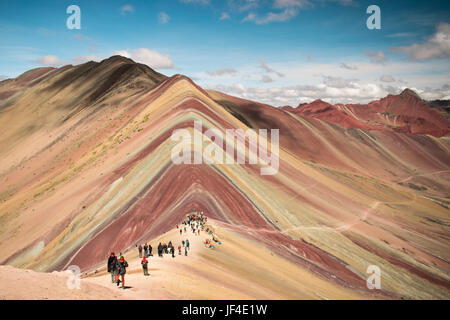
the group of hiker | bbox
[157,239,190,258]
[178,212,207,236]
[106,211,213,288]
[107,252,129,288]
[138,243,152,258]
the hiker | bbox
[184,227,187,233]
[158,242,163,257]
[180,229,182,235]
[115,256,128,288]
[141,256,149,276]
[186,239,190,250]
[143,243,148,257]
[172,246,175,258]
[178,245,182,255]
[148,244,153,257]
[138,244,142,258]
[198,229,200,236]
[107,252,118,283]
[184,246,188,256]
[182,240,185,247]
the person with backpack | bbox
[115,256,128,288]
[107,252,118,284]
[143,243,148,257]
[186,239,190,250]
[171,246,175,258]
[158,242,163,257]
[141,256,149,276]
[178,245,182,255]
[138,244,143,258]
[148,244,153,257]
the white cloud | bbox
[158,12,170,24]
[72,55,105,65]
[207,79,396,106]
[379,75,395,83]
[35,55,67,66]
[259,59,284,77]
[322,75,359,88]
[111,48,174,69]
[242,12,256,22]
[262,75,273,83]
[228,0,260,12]
[391,22,450,60]
[120,5,134,16]
[195,53,449,107]
[413,84,450,100]
[220,12,231,20]
[112,50,131,58]
[274,0,312,9]
[386,32,415,38]
[243,8,299,24]
[206,66,237,76]
[204,65,450,106]
[340,62,357,70]
[365,50,388,64]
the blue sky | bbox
[1,0,449,105]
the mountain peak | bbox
[400,88,420,99]
[311,98,329,104]
[102,55,135,64]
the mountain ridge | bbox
[281,88,449,137]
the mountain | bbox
[282,89,450,137]
[0,56,449,299]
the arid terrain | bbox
[0,56,449,299]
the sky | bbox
[0,0,449,106]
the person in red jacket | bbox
[141,256,149,276]
[115,256,128,288]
